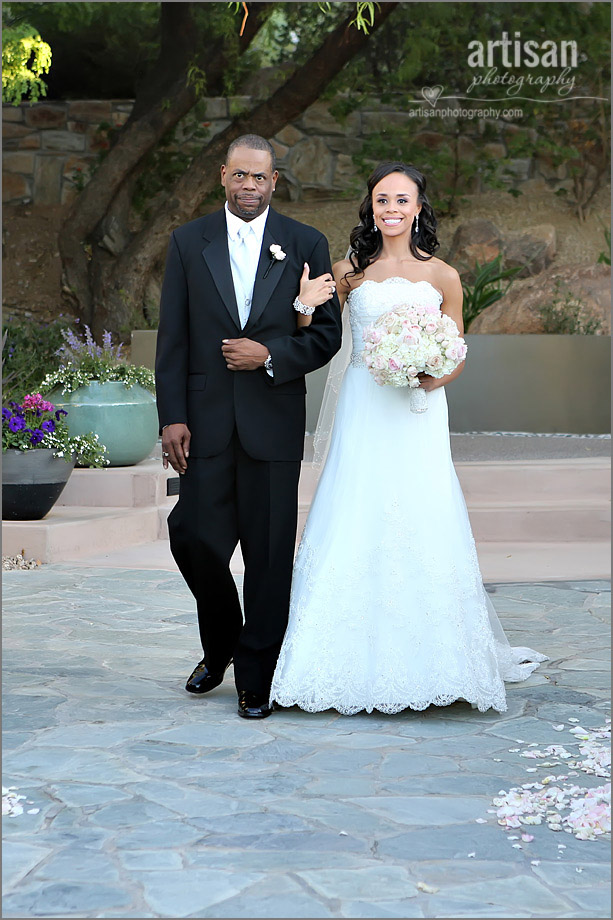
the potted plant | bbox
[40,325,158,466]
[2,392,107,520]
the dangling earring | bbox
[414,213,420,234]
[373,218,378,232]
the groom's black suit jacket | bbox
[155,207,342,461]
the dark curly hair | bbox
[347,162,439,280]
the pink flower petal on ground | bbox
[521,834,535,841]
[552,724,565,731]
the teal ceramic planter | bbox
[49,381,158,467]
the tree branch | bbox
[107,1,399,326]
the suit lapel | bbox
[244,209,289,333]
[201,211,241,330]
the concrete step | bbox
[297,458,611,505]
[465,498,610,542]
[2,506,164,564]
[70,538,610,583]
[58,459,176,508]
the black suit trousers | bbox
[167,430,301,695]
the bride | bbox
[270,161,546,715]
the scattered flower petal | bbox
[416,882,439,893]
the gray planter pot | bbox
[2,448,76,520]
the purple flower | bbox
[29,429,45,445]
[8,416,26,432]
[55,409,68,420]
[2,408,11,420]
[41,419,55,433]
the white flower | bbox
[269,244,286,261]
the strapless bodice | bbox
[347,278,444,367]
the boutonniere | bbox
[263,243,287,279]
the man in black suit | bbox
[155,134,342,718]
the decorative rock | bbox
[333,153,359,187]
[17,134,40,150]
[302,101,360,136]
[362,111,411,134]
[275,124,304,147]
[2,105,25,123]
[503,224,557,278]
[41,131,85,152]
[24,105,67,129]
[270,140,289,162]
[2,172,29,202]
[505,157,533,181]
[448,219,504,276]
[33,156,64,206]
[413,131,445,151]
[2,123,32,142]
[3,151,35,174]
[68,100,112,122]
[469,263,611,334]
[290,137,333,187]
[203,97,228,120]
[484,142,507,160]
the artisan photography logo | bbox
[466,31,578,97]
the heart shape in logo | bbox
[422,85,444,105]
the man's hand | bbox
[222,338,269,371]
[162,423,191,474]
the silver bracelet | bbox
[293,296,316,316]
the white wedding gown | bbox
[270,278,546,715]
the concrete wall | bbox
[132,331,611,434]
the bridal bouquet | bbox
[362,303,467,412]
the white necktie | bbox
[231,223,259,329]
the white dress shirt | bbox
[225,203,269,330]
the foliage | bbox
[352,120,505,217]
[7,2,160,98]
[538,284,604,335]
[597,228,611,266]
[2,7,51,105]
[2,315,70,403]
[2,392,108,467]
[40,325,156,395]
[461,256,522,331]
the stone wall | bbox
[3,95,568,206]
[2,100,132,205]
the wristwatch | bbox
[264,354,273,372]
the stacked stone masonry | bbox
[3,96,568,206]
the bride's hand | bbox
[417,372,440,392]
[298,262,336,309]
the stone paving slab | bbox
[2,567,610,919]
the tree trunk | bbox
[93,2,399,336]
[59,2,271,326]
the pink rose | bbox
[407,365,418,377]
[374,355,386,371]
[424,321,438,334]
[426,354,443,370]
[388,357,401,371]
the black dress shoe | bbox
[185,659,231,694]
[237,690,275,719]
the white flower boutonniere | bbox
[263,243,287,278]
